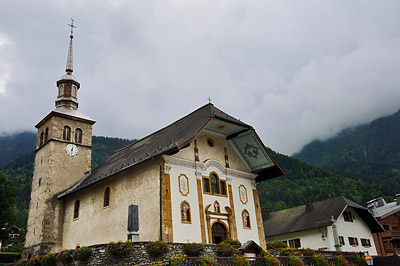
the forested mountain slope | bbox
[293,109,400,200]
[0,132,36,167]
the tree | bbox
[0,170,16,226]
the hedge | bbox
[0,252,22,263]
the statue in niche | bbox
[242,210,250,228]
[181,201,191,223]
[214,201,220,213]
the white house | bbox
[263,197,384,255]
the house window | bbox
[45,127,49,142]
[103,187,110,207]
[75,128,82,144]
[348,237,358,246]
[288,238,301,248]
[361,238,371,247]
[242,210,251,229]
[339,236,345,245]
[63,126,71,141]
[73,200,80,219]
[181,201,191,223]
[203,172,227,196]
[343,211,353,222]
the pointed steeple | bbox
[55,19,80,110]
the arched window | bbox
[63,126,71,141]
[73,200,80,219]
[103,186,110,207]
[214,201,220,213]
[75,128,82,144]
[181,201,191,223]
[45,127,49,142]
[242,210,251,229]
[40,132,44,146]
[210,173,219,194]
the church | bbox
[24,30,284,257]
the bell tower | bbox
[24,20,96,257]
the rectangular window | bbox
[343,211,353,222]
[288,238,301,248]
[348,237,358,246]
[339,236,345,245]
[203,178,210,193]
[361,238,371,247]
[220,180,227,195]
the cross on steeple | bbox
[207,97,212,104]
[67,18,77,36]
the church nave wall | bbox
[61,161,160,250]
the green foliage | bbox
[41,253,56,266]
[233,256,249,266]
[72,246,92,261]
[312,254,329,266]
[27,256,41,266]
[183,242,204,257]
[0,132,36,167]
[222,238,241,246]
[0,252,21,263]
[279,247,300,257]
[147,240,169,257]
[335,255,349,266]
[263,254,280,266]
[266,241,287,249]
[15,258,28,266]
[288,255,303,266]
[199,256,218,266]
[299,248,314,256]
[215,242,235,257]
[354,255,367,266]
[106,241,133,257]
[170,254,188,266]
[0,171,16,225]
[56,249,73,263]
[91,136,136,168]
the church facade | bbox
[24,32,284,257]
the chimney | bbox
[376,197,386,207]
[396,194,400,205]
[306,200,314,213]
[262,208,270,220]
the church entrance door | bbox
[211,222,227,244]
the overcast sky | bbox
[1,1,400,155]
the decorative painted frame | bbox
[242,209,251,229]
[238,185,248,204]
[178,174,189,196]
[180,200,191,224]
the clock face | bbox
[65,144,78,156]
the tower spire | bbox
[55,19,80,110]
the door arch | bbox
[211,222,227,244]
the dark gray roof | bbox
[368,197,400,218]
[59,104,284,198]
[263,197,384,237]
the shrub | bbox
[56,249,74,263]
[299,248,314,256]
[264,254,280,266]
[280,247,301,257]
[183,242,204,257]
[233,255,249,266]
[106,241,133,257]
[170,254,188,266]
[216,242,235,257]
[267,241,288,249]
[41,253,57,266]
[148,262,162,266]
[199,256,218,266]
[288,255,303,266]
[15,258,28,266]
[27,256,41,266]
[147,240,169,257]
[73,246,92,261]
[354,255,367,266]
[223,239,241,246]
[312,254,329,266]
[334,255,349,266]
[0,252,21,263]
